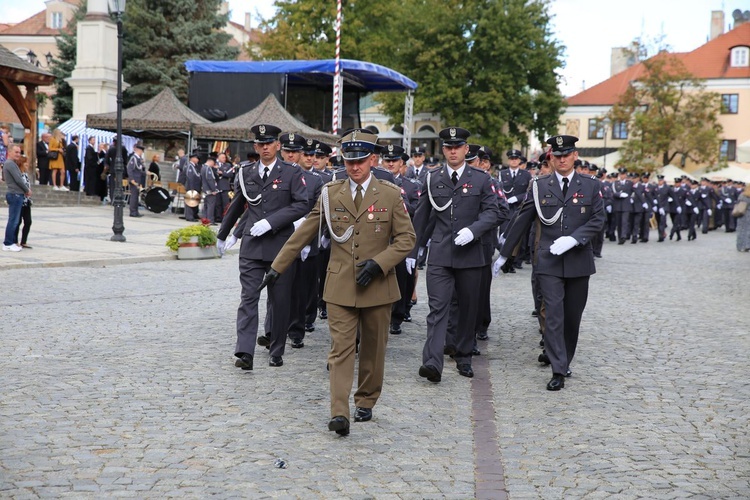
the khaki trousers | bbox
[327,303,391,420]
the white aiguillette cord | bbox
[237,164,262,206]
[321,185,354,244]
[426,171,452,212]
[533,179,563,226]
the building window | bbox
[720,140,736,161]
[721,94,739,114]
[588,119,605,140]
[730,46,749,68]
[612,121,628,140]
[51,12,63,29]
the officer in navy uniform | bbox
[653,174,670,241]
[698,177,715,234]
[313,142,334,183]
[126,142,146,217]
[200,156,219,223]
[495,135,604,391]
[611,167,633,243]
[499,149,532,268]
[413,127,501,382]
[720,179,737,232]
[216,124,309,370]
[685,179,702,240]
[406,146,429,185]
[312,141,334,320]
[630,172,649,244]
[183,150,203,222]
[668,177,685,240]
[381,144,420,335]
[216,153,235,222]
[286,135,325,347]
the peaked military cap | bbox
[381,144,406,160]
[439,127,470,146]
[466,144,482,161]
[189,149,202,159]
[506,149,522,159]
[426,156,439,166]
[315,142,333,156]
[339,130,379,160]
[656,175,665,180]
[479,146,493,161]
[412,146,426,156]
[545,135,578,156]
[280,132,307,151]
[618,167,628,174]
[251,124,281,143]
[302,138,318,154]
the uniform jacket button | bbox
[354,243,359,247]
[354,255,359,260]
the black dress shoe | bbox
[129,213,144,218]
[514,263,523,270]
[257,334,270,347]
[328,416,350,436]
[565,369,572,377]
[471,348,481,356]
[531,310,539,317]
[269,356,283,367]
[234,353,253,370]
[319,309,328,320]
[443,345,456,356]
[418,365,441,383]
[403,313,412,322]
[304,323,315,332]
[618,238,626,245]
[539,338,544,347]
[353,407,372,422]
[410,299,418,306]
[457,363,474,378]
[291,338,304,349]
[538,352,551,365]
[508,267,516,273]
[389,323,402,335]
[547,373,565,391]
[476,331,489,341]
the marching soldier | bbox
[216,153,235,222]
[720,179,738,232]
[216,124,309,370]
[183,150,203,222]
[499,149,532,268]
[653,174,670,241]
[495,135,605,391]
[259,129,415,436]
[685,179,701,240]
[406,146,429,184]
[611,167,633,244]
[200,156,219,223]
[413,127,501,383]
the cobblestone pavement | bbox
[1,226,749,498]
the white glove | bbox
[629,198,634,204]
[250,218,272,236]
[293,217,306,230]
[497,232,506,247]
[693,207,699,214]
[320,235,330,249]
[677,206,682,214]
[701,193,707,198]
[707,209,712,216]
[549,236,578,256]
[685,200,692,207]
[417,247,426,258]
[659,208,665,216]
[217,239,226,256]
[405,257,416,275]
[725,198,732,204]
[619,192,629,198]
[454,227,474,246]
[300,245,310,261]
[606,205,612,214]
[642,202,648,209]
[506,196,518,204]
[492,256,507,277]
[668,197,673,202]
[225,234,238,252]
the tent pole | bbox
[332,0,343,134]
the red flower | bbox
[200,217,211,226]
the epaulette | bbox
[427,165,442,173]
[468,165,486,174]
[377,179,401,191]
[324,179,347,188]
[533,173,553,181]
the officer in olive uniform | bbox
[413,127,501,383]
[216,124,309,370]
[261,130,415,436]
[495,135,604,391]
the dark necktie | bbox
[354,185,363,211]
[452,171,458,185]
[262,167,269,182]
[562,177,569,198]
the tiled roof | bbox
[0,11,59,36]
[0,23,16,33]
[567,22,750,107]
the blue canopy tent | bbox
[185,59,417,144]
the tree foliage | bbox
[258,0,565,152]
[606,53,723,170]
[50,4,87,123]
[122,0,238,107]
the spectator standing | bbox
[84,137,99,196]
[14,155,33,249]
[0,124,10,179]
[148,154,161,181]
[49,129,67,191]
[736,185,750,252]
[65,135,81,191]
[3,145,31,252]
[36,133,51,186]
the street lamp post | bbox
[110,0,126,242]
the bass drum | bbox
[141,187,172,213]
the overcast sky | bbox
[2,0,747,97]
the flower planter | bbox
[177,236,219,260]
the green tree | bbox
[122,0,238,106]
[50,4,87,123]
[607,53,723,170]
[258,0,565,152]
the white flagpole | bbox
[332,0,343,134]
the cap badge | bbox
[351,131,358,141]
[388,145,394,152]
[556,136,563,146]
[259,125,266,135]
[289,133,295,141]
[307,139,313,146]
[450,128,456,138]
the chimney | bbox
[219,1,229,16]
[245,13,252,32]
[710,10,724,40]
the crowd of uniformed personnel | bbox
[201,122,741,435]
